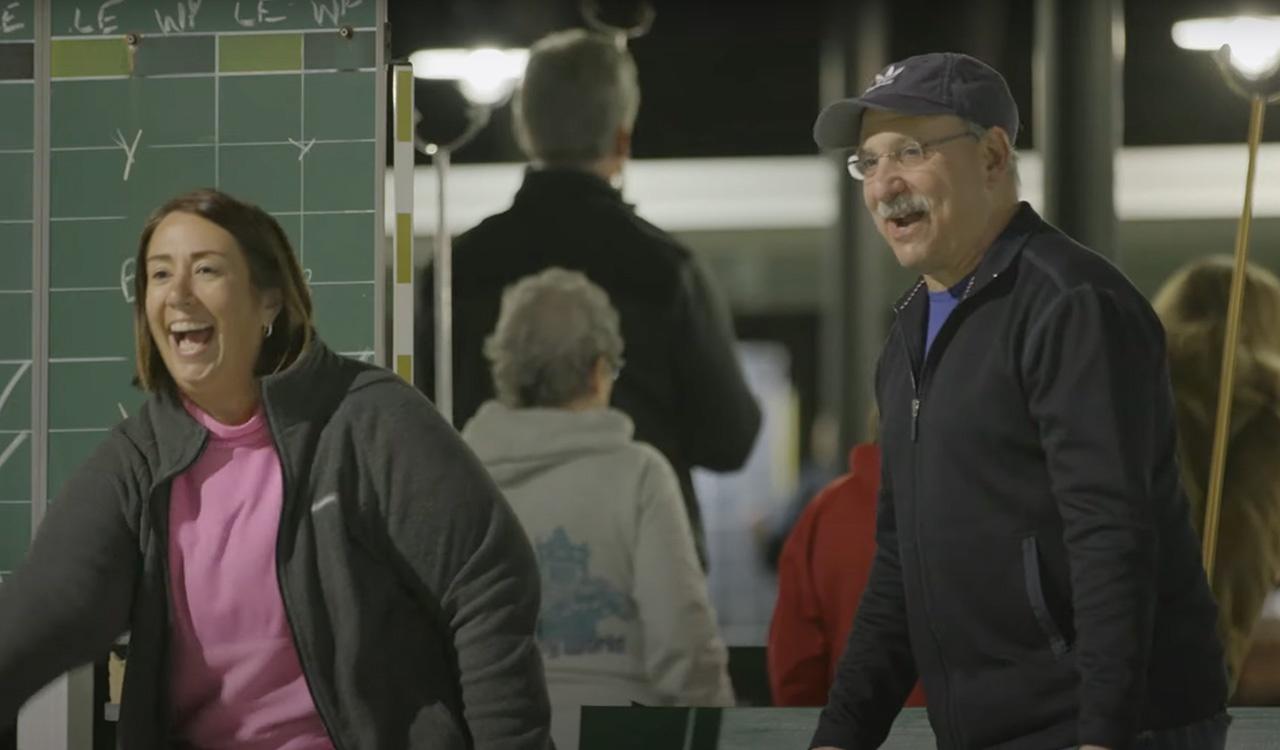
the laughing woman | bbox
[0,189,552,750]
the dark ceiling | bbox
[390,0,1280,164]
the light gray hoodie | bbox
[463,401,734,750]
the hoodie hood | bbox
[462,400,636,486]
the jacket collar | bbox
[142,337,349,481]
[145,389,208,486]
[891,201,1043,313]
[514,167,631,209]
[461,401,636,483]
[258,336,350,433]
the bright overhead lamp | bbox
[409,47,529,105]
[1171,15,1280,79]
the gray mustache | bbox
[876,195,931,220]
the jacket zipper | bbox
[906,272,981,446]
[264,409,350,750]
[894,319,961,749]
[905,273,989,747]
[149,432,209,746]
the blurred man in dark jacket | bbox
[417,29,762,568]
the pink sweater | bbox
[167,401,333,750]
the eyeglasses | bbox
[846,130,979,181]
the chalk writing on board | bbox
[288,137,316,161]
[0,432,28,473]
[2,2,24,34]
[70,0,122,34]
[112,128,141,181]
[312,0,363,27]
[0,361,31,421]
[0,361,31,469]
[120,258,136,304]
[154,0,201,34]
[234,0,284,28]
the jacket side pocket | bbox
[417,700,470,750]
[1021,536,1070,658]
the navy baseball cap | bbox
[813,52,1019,150]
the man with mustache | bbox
[806,52,1228,750]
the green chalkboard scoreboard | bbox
[0,0,386,580]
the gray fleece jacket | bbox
[0,341,552,750]
[463,401,733,750]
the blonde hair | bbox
[1154,256,1280,427]
[132,189,313,394]
[1155,257,1280,690]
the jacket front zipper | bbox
[149,432,209,746]
[895,310,962,749]
[264,408,351,750]
[901,278,988,748]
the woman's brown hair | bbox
[132,188,313,393]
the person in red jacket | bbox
[767,428,926,708]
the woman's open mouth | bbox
[169,322,215,356]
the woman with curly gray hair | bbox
[484,267,625,411]
[463,267,734,750]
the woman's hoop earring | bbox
[264,322,273,339]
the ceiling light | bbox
[409,47,529,105]
[1172,15,1280,79]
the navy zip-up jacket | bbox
[813,204,1226,750]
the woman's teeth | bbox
[171,324,214,355]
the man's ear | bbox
[613,127,632,158]
[983,127,1013,185]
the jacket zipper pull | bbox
[911,398,920,441]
